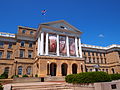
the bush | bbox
[0,72,8,79]
[65,72,111,84]
[11,75,19,78]
[109,74,120,80]
[22,75,28,77]
[0,85,3,90]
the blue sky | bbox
[0,0,120,46]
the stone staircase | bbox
[11,82,73,90]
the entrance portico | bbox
[34,20,85,77]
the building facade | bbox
[0,20,120,78]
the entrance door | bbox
[50,63,57,76]
[61,63,68,76]
[72,64,77,74]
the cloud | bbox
[98,34,104,38]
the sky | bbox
[0,0,120,47]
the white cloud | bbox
[98,34,104,38]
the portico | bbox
[35,20,85,77]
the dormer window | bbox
[30,31,33,35]
[21,41,25,47]
[22,30,26,34]
[60,26,67,30]
[60,26,65,29]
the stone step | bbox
[12,83,73,90]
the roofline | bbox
[18,26,37,30]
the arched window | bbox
[72,64,77,74]
[18,66,22,75]
[30,31,33,35]
[4,67,9,74]
[27,66,31,75]
[22,30,26,34]
[21,41,25,47]
[112,68,115,74]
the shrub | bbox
[22,75,28,77]
[0,72,8,79]
[65,74,77,83]
[0,85,3,90]
[65,72,111,84]
[109,74,120,80]
[11,75,19,78]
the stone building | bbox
[0,20,120,78]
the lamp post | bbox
[47,61,50,76]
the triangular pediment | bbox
[41,20,82,34]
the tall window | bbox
[88,52,90,56]
[92,52,94,56]
[27,66,31,75]
[0,51,2,59]
[21,41,25,47]
[28,51,33,58]
[29,42,33,48]
[18,66,22,75]
[96,52,98,56]
[20,50,25,58]
[8,43,12,48]
[22,30,26,34]
[30,31,33,35]
[7,51,12,59]
[0,42,4,48]
[4,67,9,74]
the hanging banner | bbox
[49,34,57,54]
[69,37,75,56]
[59,36,67,55]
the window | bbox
[29,42,33,48]
[101,58,103,63]
[30,31,33,35]
[28,51,32,58]
[27,66,31,75]
[7,51,12,59]
[88,52,90,56]
[104,58,107,64]
[92,52,94,56]
[0,42,4,48]
[100,53,102,56]
[22,30,26,34]
[18,66,22,75]
[89,57,91,63]
[20,50,25,58]
[106,69,108,73]
[90,69,92,72]
[4,67,9,74]
[8,43,12,48]
[93,58,95,63]
[60,26,65,29]
[103,53,106,57]
[0,51,2,59]
[96,52,98,56]
[21,41,25,47]
[102,69,104,72]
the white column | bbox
[56,34,60,56]
[45,33,49,55]
[75,37,79,57]
[79,38,82,58]
[37,36,40,56]
[66,36,70,57]
[40,32,44,55]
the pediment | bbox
[40,20,82,34]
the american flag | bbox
[41,10,47,15]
